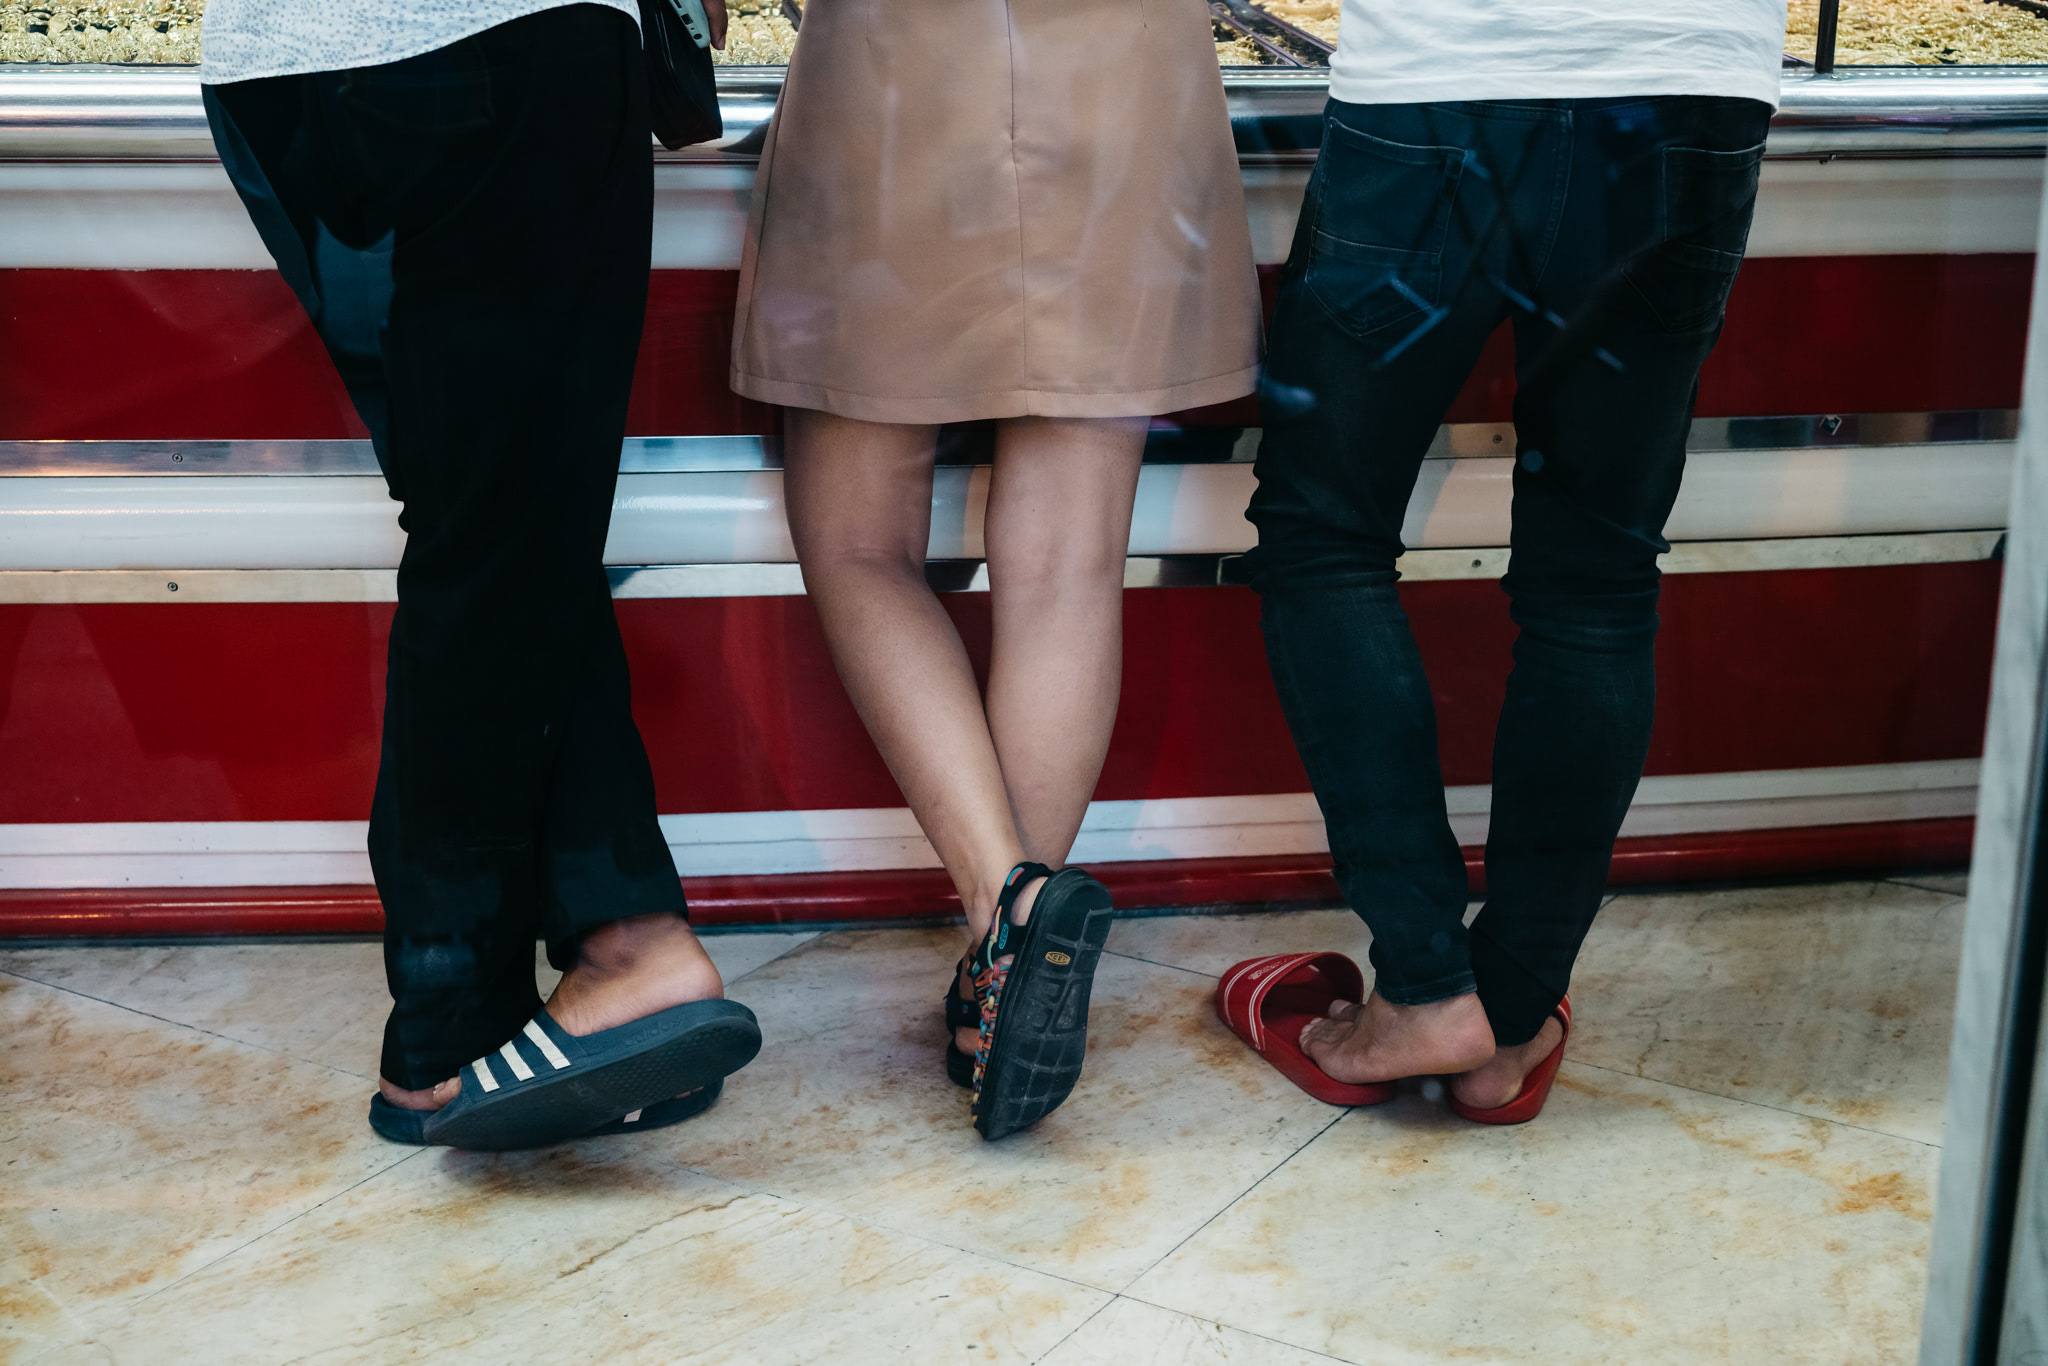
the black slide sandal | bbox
[943,956,977,1088]
[368,1077,726,1146]
[420,998,761,1152]
[969,863,1115,1140]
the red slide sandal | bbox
[1447,996,1571,1125]
[1215,953,1396,1107]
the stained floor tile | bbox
[1130,1065,1937,1366]
[68,1148,1108,1365]
[0,930,818,1082]
[0,976,407,1360]
[0,940,388,1079]
[1571,881,1962,1142]
[0,884,1965,1364]
[648,927,1345,1289]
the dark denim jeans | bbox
[1246,95,1771,1045]
[205,6,686,1089]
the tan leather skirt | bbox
[730,0,1263,424]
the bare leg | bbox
[983,416,1147,863]
[786,410,1145,1055]
[935,416,1149,1050]
[783,409,1047,1001]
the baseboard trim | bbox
[0,817,1973,939]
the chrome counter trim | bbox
[1772,68,2048,156]
[0,411,2017,477]
[0,532,2007,604]
[3,65,2046,162]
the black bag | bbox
[639,0,723,150]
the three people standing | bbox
[203,0,1785,1144]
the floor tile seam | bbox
[665,1233,1097,1366]
[1098,1291,1365,1365]
[1883,876,1968,899]
[1112,1108,1351,1295]
[719,932,825,987]
[1099,947,1224,980]
[1028,1291,1120,1363]
[224,1173,808,1365]
[122,1148,425,1315]
[0,963,374,1085]
[643,1165,1133,1298]
[670,1247,952,1366]
[1561,1055,1944,1149]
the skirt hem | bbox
[727,365,1262,425]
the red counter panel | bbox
[0,256,2031,440]
[0,565,1999,826]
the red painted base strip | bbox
[0,817,1974,938]
[0,885,387,938]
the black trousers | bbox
[1246,96,1771,1046]
[205,4,687,1091]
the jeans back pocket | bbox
[1302,119,1466,340]
[1622,141,1765,333]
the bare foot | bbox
[1299,991,1495,1086]
[1448,1015,1564,1110]
[547,911,724,1038]
[378,913,725,1114]
[952,873,1046,1057]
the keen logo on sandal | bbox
[1045,950,1071,965]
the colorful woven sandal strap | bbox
[972,861,1054,977]
[943,959,979,1031]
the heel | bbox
[970,862,1111,1140]
[1447,997,1571,1125]
[941,954,978,1089]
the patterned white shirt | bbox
[200,0,640,86]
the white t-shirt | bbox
[200,0,639,86]
[1330,1,1788,110]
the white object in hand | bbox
[668,0,714,48]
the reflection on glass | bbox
[13,0,2048,66]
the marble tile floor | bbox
[0,873,1965,1364]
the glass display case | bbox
[11,0,2048,66]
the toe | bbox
[378,1073,462,1113]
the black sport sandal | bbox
[369,1078,725,1145]
[966,861,1115,1140]
[420,998,761,1152]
